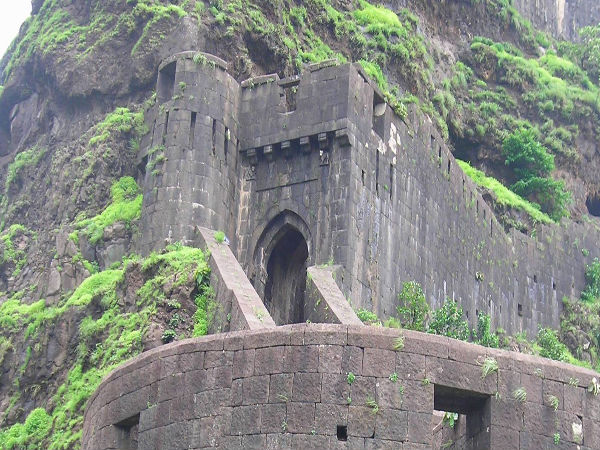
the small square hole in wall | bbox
[337,425,348,441]
[518,304,523,316]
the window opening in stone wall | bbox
[189,112,196,148]
[211,119,216,155]
[518,304,523,316]
[337,425,348,441]
[162,111,169,145]
[157,61,176,103]
[490,219,493,237]
[361,169,366,186]
[553,281,556,290]
[586,193,600,217]
[372,91,386,139]
[533,274,538,283]
[433,385,491,450]
[447,159,451,175]
[264,226,309,325]
[115,414,140,450]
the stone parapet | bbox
[82,324,600,450]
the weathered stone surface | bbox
[83,318,600,450]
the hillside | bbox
[0,0,600,448]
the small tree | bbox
[473,313,499,348]
[396,281,429,331]
[581,258,600,303]
[537,327,568,361]
[427,298,470,341]
[502,128,554,180]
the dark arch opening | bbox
[586,193,600,217]
[263,226,309,325]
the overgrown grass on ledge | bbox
[74,176,142,245]
[457,159,553,224]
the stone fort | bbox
[82,52,600,449]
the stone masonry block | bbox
[269,373,294,403]
[348,406,376,438]
[362,348,396,378]
[375,408,408,440]
[314,403,348,435]
[254,347,286,375]
[231,405,261,435]
[319,344,343,373]
[243,375,270,405]
[285,345,319,373]
[260,403,287,434]
[292,372,322,402]
[286,402,316,434]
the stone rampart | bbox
[82,324,600,450]
[137,52,600,337]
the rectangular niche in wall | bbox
[433,385,491,450]
[372,90,386,140]
[114,414,140,450]
[157,61,176,103]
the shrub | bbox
[537,327,568,361]
[356,309,380,325]
[502,128,554,180]
[396,281,429,331]
[473,314,499,348]
[161,329,177,343]
[581,258,600,303]
[427,298,470,341]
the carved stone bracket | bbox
[263,144,274,162]
[300,136,311,154]
[281,140,292,159]
[246,148,258,165]
[335,128,354,147]
[320,150,330,166]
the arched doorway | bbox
[264,226,309,324]
[251,210,311,325]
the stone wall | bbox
[82,324,600,450]
[137,52,600,337]
[513,0,600,40]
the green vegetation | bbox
[502,128,570,220]
[0,224,35,277]
[356,308,380,325]
[473,314,500,348]
[2,0,188,81]
[427,298,470,341]
[395,281,429,331]
[457,160,553,224]
[513,387,527,403]
[88,107,147,147]
[0,244,210,449]
[214,230,226,244]
[480,357,499,378]
[5,146,46,194]
[536,328,569,361]
[74,177,142,245]
[581,258,600,303]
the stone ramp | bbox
[196,226,276,331]
[305,264,363,326]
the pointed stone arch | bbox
[251,210,312,325]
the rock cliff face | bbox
[1,0,600,448]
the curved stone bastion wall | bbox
[82,325,600,450]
